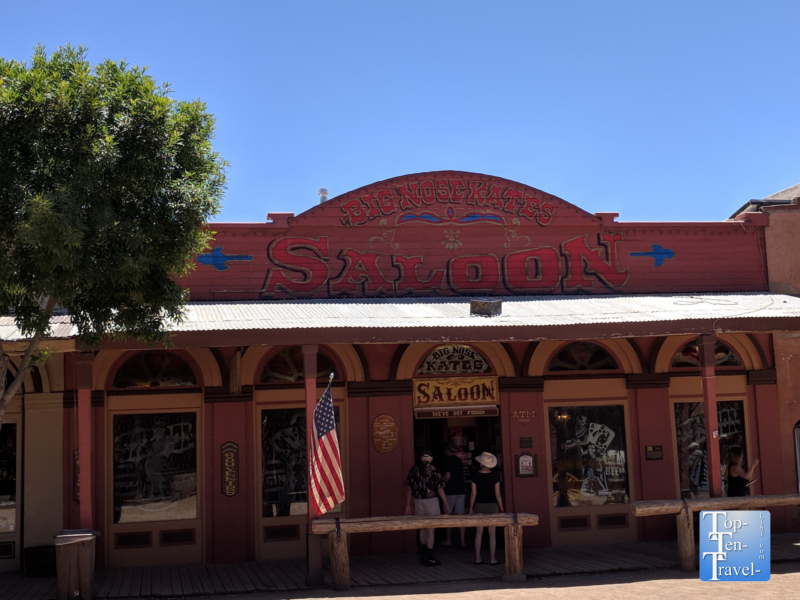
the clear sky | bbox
[2,1,799,223]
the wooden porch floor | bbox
[2,532,799,599]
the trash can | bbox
[54,529,98,600]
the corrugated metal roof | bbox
[4,293,800,342]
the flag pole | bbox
[302,345,323,586]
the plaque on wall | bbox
[645,445,663,461]
[516,452,537,477]
[221,442,240,496]
[519,437,533,448]
[372,415,399,454]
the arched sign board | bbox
[186,171,767,300]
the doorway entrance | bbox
[413,416,503,490]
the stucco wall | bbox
[765,208,800,295]
[23,393,63,547]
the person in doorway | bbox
[404,449,451,566]
[726,445,759,497]
[442,443,467,547]
[469,452,504,565]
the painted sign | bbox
[371,415,399,454]
[221,441,239,497]
[182,172,767,301]
[415,407,499,419]
[417,345,491,375]
[413,376,498,407]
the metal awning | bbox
[3,293,800,347]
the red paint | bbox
[346,397,371,555]
[700,335,723,498]
[77,389,93,529]
[367,396,416,554]
[632,388,677,541]
[753,383,787,529]
[505,391,551,547]
[178,171,767,300]
[209,402,251,563]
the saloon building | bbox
[2,171,800,571]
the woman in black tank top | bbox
[726,445,759,497]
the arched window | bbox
[416,344,492,375]
[672,339,741,368]
[547,342,619,372]
[112,351,198,388]
[259,346,339,384]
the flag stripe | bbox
[309,382,345,517]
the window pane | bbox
[113,413,197,523]
[0,424,16,533]
[548,342,618,372]
[549,405,629,507]
[261,407,340,518]
[674,401,746,498]
[113,351,197,388]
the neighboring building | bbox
[2,171,800,571]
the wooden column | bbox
[303,344,324,587]
[700,334,723,498]
[328,530,350,590]
[676,502,696,571]
[73,353,94,530]
[502,522,525,582]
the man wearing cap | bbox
[404,449,451,566]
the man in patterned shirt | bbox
[404,449,451,566]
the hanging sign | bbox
[221,442,239,497]
[413,376,498,407]
[372,415,399,454]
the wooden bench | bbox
[310,513,539,590]
[633,493,800,571]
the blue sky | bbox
[2,1,799,222]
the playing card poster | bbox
[549,405,629,507]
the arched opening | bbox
[258,346,341,385]
[112,350,199,388]
[671,338,741,369]
[547,341,620,372]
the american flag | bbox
[309,380,345,516]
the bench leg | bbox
[328,530,350,591]
[677,506,696,572]
[502,524,525,583]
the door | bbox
[0,417,21,572]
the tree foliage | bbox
[0,45,226,427]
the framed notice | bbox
[516,452,537,478]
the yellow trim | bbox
[93,350,127,390]
[395,342,515,380]
[543,378,628,400]
[655,333,762,373]
[528,339,642,376]
[185,348,222,388]
[107,392,202,412]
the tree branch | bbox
[0,296,56,430]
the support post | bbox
[700,334,723,498]
[73,353,94,530]
[502,522,525,582]
[676,501,696,571]
[303,344,324,587]
[328,530,350,591]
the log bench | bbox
[310,513,539,590]
[633,493,800,572]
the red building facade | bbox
[2,171,799,571]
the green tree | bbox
[0,45,226,429]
